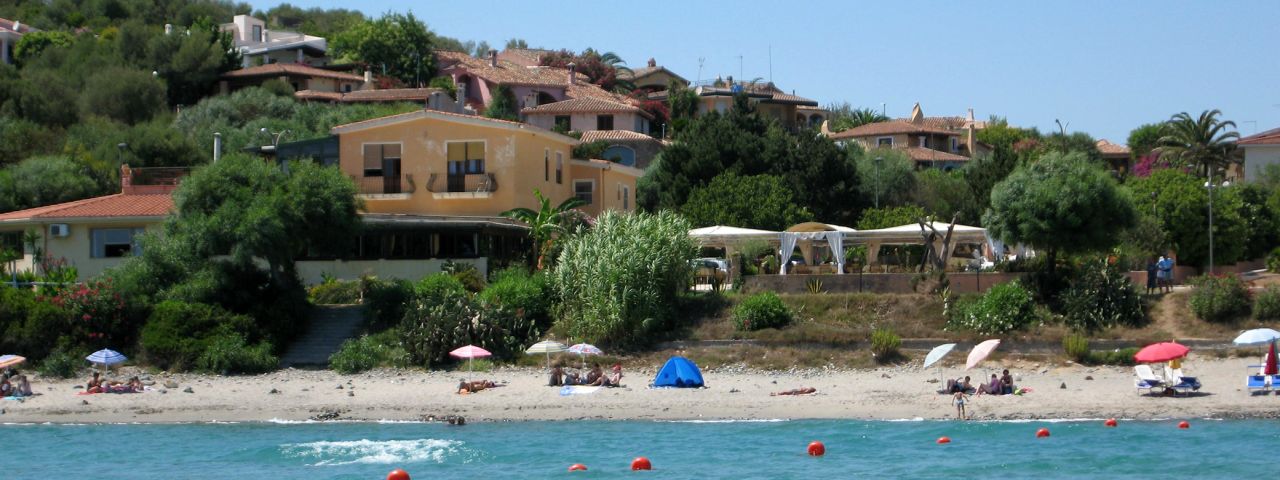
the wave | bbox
[280,439,462,466]
[659,419,790,424]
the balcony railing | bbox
[352,174,414,196]
[426,173,498,194]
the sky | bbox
[247,0,1280,143]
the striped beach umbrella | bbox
[0,354,26,370]
[86,349,127,374]
[525,341,567,369]
[568,343,602,369]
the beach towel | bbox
[559,386,602,396]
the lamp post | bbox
[874,156,883,209]
[116,143,127,166]
[1205,177,1230,275]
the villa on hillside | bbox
[0,17,36,65]
[520,97,653,136]
[220,14,328,67]
[219,63,368,94]
[578,130,666,169]
[647,76,826,131]
[826,104,986,170]
[622,58,689,93]
[1239,127,1280,182]
[495,48,555,67]
[1095,139,1132,175]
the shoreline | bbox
[3,355,1276,425]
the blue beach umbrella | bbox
[86,349,127,373]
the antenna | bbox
[697,57,705,84]
[768,45,773,83]
[737,54,743,81]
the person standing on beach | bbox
[952,390,969,420]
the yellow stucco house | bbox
[0,110,641,283]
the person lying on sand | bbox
[588,364,623,387]
[771,387,817,396]
[457,380,498,394]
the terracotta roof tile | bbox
[222,63,365,82]
[437,50,586,88]
[0,193,173,223]
[579,130,661,143]
[902,147,969,162]
[829,121,958,139]
[1095,139,1131,156]
[295,88,443,103]
[0,17,36,34]
[521,97,652,119]
[497,48,553,66]
[1239,127,1280,145]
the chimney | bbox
[364,69,372,84]
[647,58,656,68]
[489,49,498,67]
[13,20,21,31]
[567,62,576,85]
[120,164,133,193]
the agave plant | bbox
[501,189,587,270]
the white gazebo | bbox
[850,221,988,268]
[778,222,855,275]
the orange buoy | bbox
[1178,420,1190,429]
[1104,418,1118,427]
[568,463,588,472]
[807,441,826,457]
[631,457,652,471]
[1035,427,1050,438]
[936,436,951,444]
[386,469,410,480]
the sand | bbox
[3,355,1277,424]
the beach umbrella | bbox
[449,345,492,380]
[0,354,26,370]
[965,339,1001,370]
[525,340,567,369]
[85,349,127,374]
[568,343,602,369]
[923,343,956,384]
[1266,341,1278,376]
[1133,342,1190,363]
[1233,328,1280,346]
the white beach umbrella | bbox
[1233,328,1280,346]
[525,340,567,369]
[923,343,956,385]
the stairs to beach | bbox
[280,305,366,367]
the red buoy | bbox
[1104,418,1118,427]
[936,436,951,444]
[1178,420,1190,429]
[807,441,826,456]
[1035,427,1050,438]
[568,464,588,472]
[631,457,652,471]
[387,469,410,480]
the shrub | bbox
[479,268,552,331]
[0,286,67,361]
[947,281,1037,334]
[37,351,81,379]
[1089,347,1138,366]
[443,261,486,292]
[400,293,537,368]
[732,293,792,331]
[140,301,254,371]
[1063,334,1090,363]
[362,277,413,330]
[1254,286,1280,321]
[1188,275,1251,323]
[416,273,468,306]
[870,327,902,363]
[48,277,138,353]
[552,211,697,347]
[196,332,279,374]
[308,280,362,305]
[1268,247,1280,273]
[1062,259,1146,332]
[329,329,409,374]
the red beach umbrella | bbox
[1265,341,1278,376]
[1133,342,1190,363]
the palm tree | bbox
[598,51,635,93]
[1157,109,1240,178]
[501,189,587,270]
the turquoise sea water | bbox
[5,419,1277,478]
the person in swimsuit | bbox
[772,387,817,396]
[953,390,969,420]
[549,364,565,387]
[1000,369,1015,395]
[86,372,103,394]
[583,364,603,386]
[457,380,497,394]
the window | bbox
[621,185,630,210]
[252,25,262,42]
[554,116,571,132]
[876,137,893,147]
[544,149,549,181]
[362,144,401,177]
[343,84,352,93]
[446,141,485,174]
[596,115,614,131]
[574,180,594,204]
[950,138,959,152]
[918,136,928,148]
[556,152,563,184]
[91,228,144,258]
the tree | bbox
[1235,183,1280,261]
[983,151,1137,270]
[148,22,238,107]
[505,38,529,49]
[681,173,811,231]
[825,102,888,131]
[80,67,167,125]
[856,205,927,230]
[5,155,99,210]
[914,168,976,224]
[484,84,519,121]
[539,48,634,93]
[1127,168,1246,268]
[1127,122,1169,158]
[665,80,699,137]
[856,148,915,209]
[332,12,435,86]
[13,30,75,66]
[500,189,587,270]
[1158,109,1240,178]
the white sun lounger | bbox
[1134,365,1165,395]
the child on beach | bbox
[952,390,969,420]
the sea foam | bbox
[280,438,462,466]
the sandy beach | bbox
[3,354,1277,424]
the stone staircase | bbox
[280,305,366,367]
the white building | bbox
[1,17,36,65]
[1238,127,1280,182]
[220,15,328,67]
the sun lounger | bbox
[1247,375,1268,393]
[1272,375,1280,388]
[1134,365,1165,395]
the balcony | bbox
[427,173,498,199]
[353,174,414,200]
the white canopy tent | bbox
[849,222,989,268]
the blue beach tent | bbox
[653,356,705,388]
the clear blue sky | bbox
[249,0,1280,143]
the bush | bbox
[416,273,468,306]
[196,332,279,374]
[362,277,413,330]
[1062,258,1146,332]
[947,281,1038,335]
[329,329,409,374]
[1254,286,1280,321]
[400,293,537,368]
[552,211,697,347]
[870,327,902,363]
[140,301,254,371]
[732,293,792,331]
[479,268,552,331]
[308,280,362,305]
[1188,275,1251,323]
[0,286,67,361]
[37,351,81,379]
[1088,347,1138,366]
[443,261,486,292]
[1063,334,1090,363]
[1268,247,1280,273]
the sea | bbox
[4,418,1276,478]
